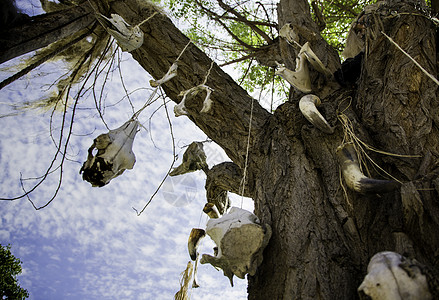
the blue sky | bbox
[0,1,259,298]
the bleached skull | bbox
[80,120,139,187]
[200,207,272,286]
[358,251,432,300]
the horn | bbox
[299,94,334,134]
[188,228,206,261]
[336,143,400,194]
[203,203,220,218]
[300,42,331,76]
[275,53,311,93]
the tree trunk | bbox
[248,0,439,299]
[3,0,438,298]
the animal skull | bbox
[80,120,139,187]
[200,207,272,286]
[358,251,432,300]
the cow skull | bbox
[200,207,272,286]
[358,251,433,300]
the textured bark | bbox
[248,1,439,299]
[0,3,96,64]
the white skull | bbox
[200,207,271,286]
[358,251,432,300]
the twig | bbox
[134,90,177,216]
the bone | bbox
[200,207,272,286]
[336,143,400,194]
[80,120,139,187]
[97,14,144,52]
[275,52,311,93]
[174,85,213,117]
[187,228,206,261]
[299,94,334,134]
[299,42,331,76]
[358,251,433,300]
[150,62,178,87]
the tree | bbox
[0,244,29,299]
[1,0,439,299]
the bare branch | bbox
[216,0,273,43]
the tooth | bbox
[336,143,400,194]
[275,53,311,93]
[299,94,334,134]
[188,228,206,261]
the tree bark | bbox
[248,1,439,299]
[0,3,96,64]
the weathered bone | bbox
[203,203,220,218]
[174,84,214,116]
[358,251,433,300]
[150,62,178,87]
[299,42,331,76]
[200,207,272,286]
[299,94,334,134]
[336,143,400,193]
[279,23,299,45]
[275,53,311,93]
[188,228,206,261]
[96,14,144,52]
[80,120,139,187]
[170,142,208,176]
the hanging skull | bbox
[80,120,139,187]
[200,207,272,286]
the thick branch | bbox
[205,162,252,215]
[0,3,95,64]
[111,0,270,167]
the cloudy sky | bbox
[0,1,267,299]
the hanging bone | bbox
[275,52,311,93]
[187,228,206,261]
[174,85,213,117]
[200,207,272,286]
[279,23,299,45]
[299,94,334,134]
[80,120,139,187]
[170,142,208,176]
[150,62,178,87]
[336,143,400,193]
[358,251,434,300]
[96,13,144,52]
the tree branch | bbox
[111,0,270,168]
[216,0,273,43]
[205,162,252,214]
[0,3,95,64]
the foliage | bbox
[162,0,380,106]
[0,244,29,300]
